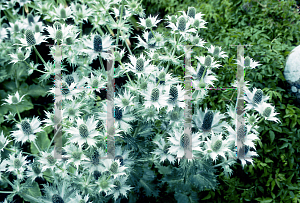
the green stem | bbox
[0,191,13,193]
[150,27,156,38]
[99,55,105,70]
[16,106,22,122]
[23,60,47,74]
[80,22,83,38]
[96,26,104,36]
[118,60,135,87]
[2,176,14,188]
[33,46,46,65]
[165,35,182,73]
[256,117,265,126]
[47,125,62,152]
[33,141,41,154]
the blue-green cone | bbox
[93,35,102,52]
[180,134,190,148]
[79,124,89,138]
[169,85,178,102]
[237,125,246,142]
[244,56,251,67]
[52,194,64,203]
[91,150,100,166]
[212,140,222,152]
[202,111,214,131]
[56,30,63,41]
[93,170,101,180]
[145,19,152,28]
[204,55,212,67]
[47,155,56,165]
[14,159,21,169]
[213,47,220,56]
[178,16,186,31]
[21,120,33,136]
[114,106,123,120]
[193,19,200,28]
[263,107,272,118]
[110,161,119,174]
[66,37,73,45]
[187,7,196,18]
[151,88,159,102]
[60,8,67,19]
[61,83,70,95]
[32,161,41,174]
[253,89,263,104]
[25,29,36,46]
[197,65,207,80]
[148,31,156,47]
[136,58,144,72]
[27,14,34,26]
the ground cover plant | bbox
[0,0,299,202]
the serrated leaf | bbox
[27,84,50,98]
[19,181,42,203]
[155,165,172,175]
[31,130,50,154]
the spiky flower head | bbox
[169,85,178,102]
[204,55,212,67]
[253,89,263,104]
[25,29,36,46]
[136,57,144,72]
[197,65,206,80]
[213,47,220,56]
[114,106,123,120]
[60,8,67,19]
[212,139,222,152]
[202,111,214,131]
[145,18,152,28]
[66,37,73,45]
[93,34,102,52]
[56,30,63,40]
[151,87,159,102]
[244,56,251,67]
[187,7,196,18]
[52,194,64,203]
[27,14,34,25]
[180,134,190,148]
[193,19,200,28]
[263,107,272,118]
[178,16,186,31]
[110,161,119,174]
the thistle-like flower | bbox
[244,87,270,111]
[124,53,154,80]
[14,29,47,48]
[106,176,133,201]
[2,91,27,106]
[50,4,74,21]
[8,47,31,65]
[138,14,161,29]
[65,115,100,149]
[206,45,228,59]
[235,55,261,69]
[5,152,28,180]
[0,131,11,152]
[192,107,227,140]
[254,102,281,123]
[152,137,176,164]
[11,117,43,145]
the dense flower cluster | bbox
[0,1,281,202]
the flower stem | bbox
[23,60,48,74]
[256,117,265,126]
[2,176,14,188]
[118,60,135,87]
[33,46,46,65]
[99,55,105,70]
[16,106,22,122]
[47,124,62,152]
[80,22,83,38]
[33,141,41,154]
[0,191,13,193]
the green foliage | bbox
[141,0,300,202]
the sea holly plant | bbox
[0,1,282,202]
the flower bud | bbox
[180,134,190,148]
[52,194,64,203]
[213,47,220,56]
[25,29,36,46]
[21,120,33,136]
[193,19,200,28]
[60,8,67,19]
[14,24,19,32]
[204,55,212,67]
[17,52,25,61]
[202,111,213,131]
[169,85,178,102]
[178,16,186,31]
[187,7,196,18]
[27,14,34,26]
[110,161,119,174]
[151,88,159,102]
[114,106,123,120]
[263,107,272,118]
[244,56,251,67]
[56,30,63,40]
[114,180,121,190]
[148,32,156,47]
[145,18,152,28]
[76,4,82,11]
[79,124,89,138]
[136,58,144,72]
[197,65,207,80]
[66,37,73,45]
[34,25,40,33]
[93,35,102,52]
[253,89,263,104]
[212,139,222,152]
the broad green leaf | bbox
[27,84,51,98]
[269,130,275,144]
[19,181,42,203]
[31,130,50,154]
[279,143,289,149]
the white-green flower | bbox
[114,87,136,111]
[5,152,28,180]
[206,45,228,59]
[192,107,227,140]
[107,176,133,201]
[26,159,43,182]
[63,143,89,170]
[254,102,281,123]
[244,87,270,111]
[84,72,107,94]
[201,131,234,164]
[152,137,176,164]
[11,117,43,145]
[39,181,76,203]
[44,23,74,44]
[100,159,127,178]
[70,2,94,24]
[235,55,261,69]
[135,30,165,50]
[167,125,202,160]
[49,4,74,21]
[96,175,115,196]
[14,29,47,48]
[8,47,31,65]
[138,14,161,29]
[188,62,218,89]
[2,91,27,106]
[65,115,100,149]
